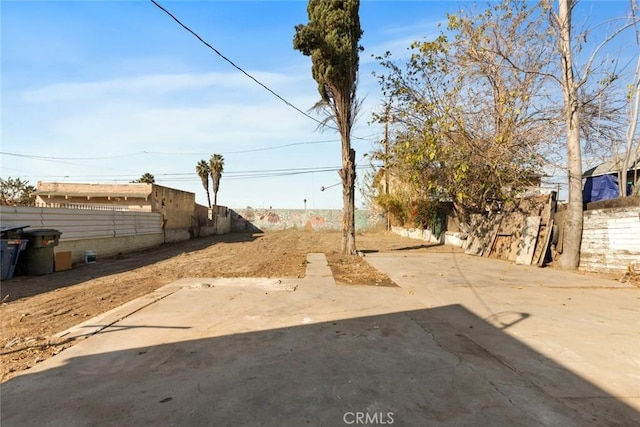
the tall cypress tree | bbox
[294,0,363,255]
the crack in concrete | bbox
[489,379,516,406]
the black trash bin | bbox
[19,229,62,276]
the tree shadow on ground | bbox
[359,242,446,253]
[391,243,444,251]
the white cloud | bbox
[3,69,357,208]
[20,71,307,103]
[9,70,321,148]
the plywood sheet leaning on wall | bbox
[465,214,503,256]
[536,219,555,267]
[516,216,541,265]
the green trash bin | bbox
[19,229,62,276]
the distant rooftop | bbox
[35,182,153,199]
[582,157,640,178]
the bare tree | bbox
[551,0,584,269]
[371,1,555,225]
[549,0,640,268]
[620,1,640,196]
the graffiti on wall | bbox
[230,209,384,233]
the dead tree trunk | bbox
[557,0,583,270]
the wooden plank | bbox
[537,218,554,267]
[464,215,485,256]
[516,216,541,265]
[491,235,513,260]
[531,224,547,265]
[482,214,504,257]
[483,226,500,257]
[465,235,484,256]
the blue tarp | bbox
[582,174,631,203]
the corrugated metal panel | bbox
[0,206,162,241]
[580,207,640,272]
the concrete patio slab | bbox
[365,252,640,412]
[2,252,638,426]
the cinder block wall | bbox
[150,184,195,230]
[57,233,164,264]
[193,204,231,237]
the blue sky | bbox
[1,1,636,209]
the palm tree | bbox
[131,172,155,183]
[195,160,211,208]
[209,154,224,207]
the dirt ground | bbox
[0,230,462,381]
[1,230,633,382]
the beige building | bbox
[35,182,197,241]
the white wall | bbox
[580,206,640,272]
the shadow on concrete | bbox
[3,233,261,302]
[82,324,192,335]
[391,243,444,251]
[359,242,446,254]
[0,325,192,356]
[484,311,531,330]
[2,305,637,426]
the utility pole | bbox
[384,103,390,231]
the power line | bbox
[149,0,327,131]
[1,132,382,161]
[0,152,143,173]
[0,151,145,161]
[0,139,343,162]
[1,133,380,162]
[21,164,370,183]
[149,0,372,142]
[223,139,335,154]
[146,139,341,156]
